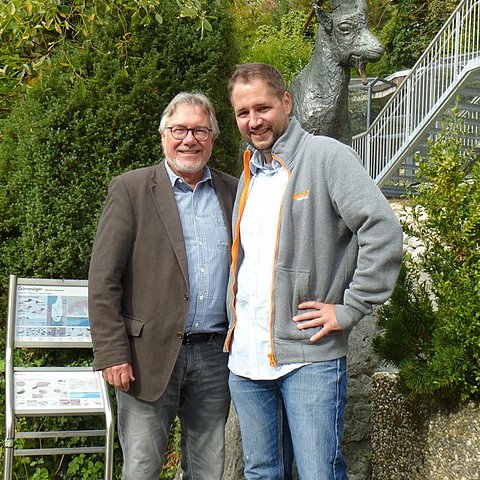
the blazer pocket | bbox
[122,315,145,337]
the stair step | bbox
[426,126,480,141]
[460,87,480,97]
[457,102,480,113]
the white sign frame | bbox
[13,279,91,347]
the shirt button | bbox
[183,293,189,301]
[200,267,205,273]
[199,295,204,301]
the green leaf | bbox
[202,18,212,32]
[179,7,197,18]
[8,1,16,16]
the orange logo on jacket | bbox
[292,189,310,200]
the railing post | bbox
[4,275,17,480]
[453,5,461,77]
[405,80,412,137]
[366,132,371,178]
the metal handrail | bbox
[352,0,480,186]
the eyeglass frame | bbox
[165,126,213,142]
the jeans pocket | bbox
[209,333,227,350]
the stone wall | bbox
[371,372,480,480]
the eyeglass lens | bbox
[169,126,211,141]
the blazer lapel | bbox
[150,162,189,288]
[211,170,234,244]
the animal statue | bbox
[290,0,384,144]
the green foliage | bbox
[241,10,314,85]
[369,0,458,76]
[232,0,276,72]
[374,115,480,404]
[373,260,437,368]
[0,0,238,281]
[269,0,312,27]
[0,0,224,106]
[66,454,104,479]
[160,418,182,479]
[0,1,238,478]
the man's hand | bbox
[102,363,135,391]
[293,301,342,343]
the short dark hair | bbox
[228,63,287,102]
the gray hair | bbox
[158,92,220,138]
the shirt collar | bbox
[164,160,213,189]
[249,150,282,176]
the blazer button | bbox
[183,293,189,301]
[176,332,183,340]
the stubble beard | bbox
[245,131,275,154]
[169,157,207,175]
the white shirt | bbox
[228,151,308,380]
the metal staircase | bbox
[352,0,480,192]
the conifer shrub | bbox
[374,115,480,405]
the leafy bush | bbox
[0,0,238,477]
[369,0,458,76]
[0,0,239,302]
[374,115,480,404]
[241,10,314,85]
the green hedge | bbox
[0,1,239,477]
[0,0,239,300]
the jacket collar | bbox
[245,116,309,172]
[270,116,309,170]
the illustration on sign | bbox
[15,371,103,411]
[15,284,90,342]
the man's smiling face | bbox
[230,78,292,160]
[162,103,214,181]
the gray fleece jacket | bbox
[225,117,403,365]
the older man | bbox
[89,92,237,480]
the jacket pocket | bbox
[274,267,315,341]
[122,314,145,337]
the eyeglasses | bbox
[166,126,213,141]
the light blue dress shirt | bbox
[228,152,308,379]
[165,162,230,333]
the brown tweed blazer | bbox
[88,161,238,401]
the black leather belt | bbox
[182,332,225,345]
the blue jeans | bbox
[229,358,348,480]
[117,337,230,480]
